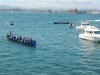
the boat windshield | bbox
[94,31,100,34]
[86,31,100,34]
[82,22,89,25]
[86,31,92,34]
[82,23,89,25]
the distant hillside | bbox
[0,5,17,9]
[0,5,37,10]
[0,5,28,10]
[0,5,100,12]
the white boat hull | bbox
[79,34,100,42]
[76,26,86,30]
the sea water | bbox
[0,12,100,75]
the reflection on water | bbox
[79,39,100,51]
[78,39,100,72]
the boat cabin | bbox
[84,26,100,34]
[81,21,90,26]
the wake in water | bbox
[85,19,100,22]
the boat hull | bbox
[7,34,36,47]
[79,34,100,42]
[76,26,86,30]
[54,21,70,24]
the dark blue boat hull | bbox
[7,34,36,47]
[54,21,70,24]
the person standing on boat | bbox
[19,36,22,41]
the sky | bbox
[0,0,100,9]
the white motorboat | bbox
[79,26,100,42]
[76,21,90,30]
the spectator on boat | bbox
[16,35,18,40]
[22,37,24,42]
[10,35,12,39]
[19,36,22,41]
[13,36,16,39]
[10,31,12,36]
[28,38,32,42]
[30,38,32,42]
[18,36,22,41]
[27,38,30,42]
[24,37,27,43]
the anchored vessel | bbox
[76,21,90,30]
[79,26,100,42]
[54,21,70,24]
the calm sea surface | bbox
[0,12,100,75]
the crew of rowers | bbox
[9,31,33,43]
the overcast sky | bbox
[0,0,100,9]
